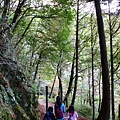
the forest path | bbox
[38,99,90,120]
[38,99,55,120]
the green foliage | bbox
[77,104,93,119]
[1,0,120,119]
[115,117,120,120]
[52,0,75,6]
[0,110,15,120]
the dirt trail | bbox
[38,99,55,120]
[38,99,90,120]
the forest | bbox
[0,0,120,120]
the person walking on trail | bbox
[54,95,66,120]
[66,105,78,120]
[43,106,56,120]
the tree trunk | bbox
[57,55,63,101]
[90,13,95,120]
[58,73,63,100]
[63,53,75,103]
[0,0,27,34]
[118,104,120,119]
[71,0,79,105]
[1,0,10,22]
[49,72,57,98]
[94,0,110,120]
[108,3,115,120]
[88,68,92,106]
[33,52,42,83]
[98,68,101,113]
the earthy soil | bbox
[38,99,55,120]
[38,99,90,120]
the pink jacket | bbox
[67,111,78,120]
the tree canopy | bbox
[0,0,120,120]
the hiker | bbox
[66,105,78,120]
[43,106,56,120]
[54,95,66,120]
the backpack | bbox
[43,112,55,120]
[55,105,63,119]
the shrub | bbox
[76,104,92,119]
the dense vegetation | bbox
[0,0,120,120]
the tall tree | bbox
[71,0,79,105]
[63,53,75,105]
[90,13,95,120]
[94,0,110,120]
[57,54,63,100]
[108,2,115,120]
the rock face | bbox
[0,54,40,120]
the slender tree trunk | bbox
[12,0,27,24]
[108,3,115,120]
[38,80,41,97]
[71,0,79,105]
[0,0,27,34]
[33,52,42,83]
[1,0,10,21]
[91,13,95,120]
[57,55,63,101]
[12,8,30,32]
[15,16,35,48]
[88,68,92,106]
[80,77,83,104]
[58,73,63,101]
[118,104,120,119]
[49,72,57,98]
[46,86,48,112]
[98,68,101,113]
[94,0,110,120]
[63,53,75,103]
